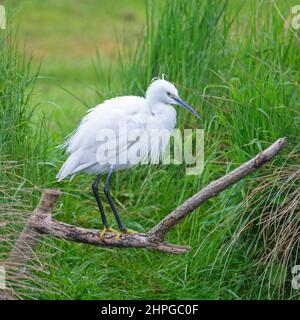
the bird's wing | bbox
[93,109,148,165]
[57,96,149,179]
[63,97,147,154]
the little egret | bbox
[56,79,200,238]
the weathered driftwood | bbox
[0,190,61,300]
[148,137,288,241]
[6,189,61,273]
[5,138,288,261]
[0,138,287,300]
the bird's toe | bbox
[114,229,139,240]
[123,229,139,235]
[99,227,119,240]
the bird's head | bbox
[146,79,200,119]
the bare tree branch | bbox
[5,189,61,275]
[148,137,288,241]
[29,213,190,254]
[2,137,287,289]
[0,190,61,300]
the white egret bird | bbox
[56,79,200,237]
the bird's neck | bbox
[147,102,177,129]
[148,101,175,117]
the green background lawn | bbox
[14,0,146,135]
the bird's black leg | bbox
[104,168,127,232]
[92,173,109,229]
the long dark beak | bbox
[172,96,201,120]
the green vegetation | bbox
[1,0,299,299]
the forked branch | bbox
[7,138,288,261]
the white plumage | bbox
[56,96,154,181]
[56,79,200,233]
[56,79,196,181]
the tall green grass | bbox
[0,6,53,299]
[0,6,49,185]
[2,0,299,299]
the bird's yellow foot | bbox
[99,227,119,240]
[115,229,139,241]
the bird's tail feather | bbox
[56,158,72,181]
[56,151,94,181]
